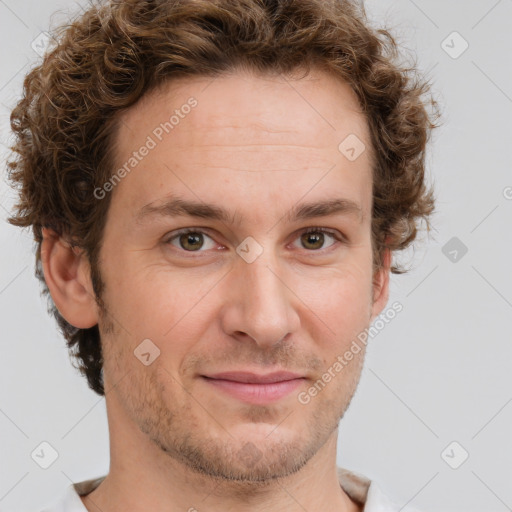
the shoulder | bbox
[337,466,424,512]
[38,475,106,512]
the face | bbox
[93,67,388,482]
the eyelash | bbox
[164,227,346,255]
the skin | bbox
[41,66,390,512]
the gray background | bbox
[0,1,511,511]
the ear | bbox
[40,228,99,329]
[370,248,391,322]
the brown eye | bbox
[295,228,339,251]
[301,231,325,250]
[166,229,216,252]
[179,232,204,251]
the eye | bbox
[164,227,344,254]
[292,227,342,251]
[166,229,218,252]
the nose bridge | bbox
[224,244,299,346]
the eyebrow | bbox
[135,195,364,226]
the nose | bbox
[219,247,300,349]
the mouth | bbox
[201,371,306,404]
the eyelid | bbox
[164,226,346,254]
[289,227,342,250]
[164,227,221,252]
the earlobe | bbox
[370,248,391,322]
[40,228,99,329]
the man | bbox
[6,0,437,510]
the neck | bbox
[81,410,361,512]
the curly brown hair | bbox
[6,0,438,396]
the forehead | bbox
[110,67,373,221]
[116,66,370,155]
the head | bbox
[7,0,437,483]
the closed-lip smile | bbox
[201,371,306,403]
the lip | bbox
[201,371,306,404]
[204,371,304,383]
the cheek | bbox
[104,265,217,366]
[102,233,374,348]
[103,258,186,326]
[295,265,373,349]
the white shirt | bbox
[39,467,408,511]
